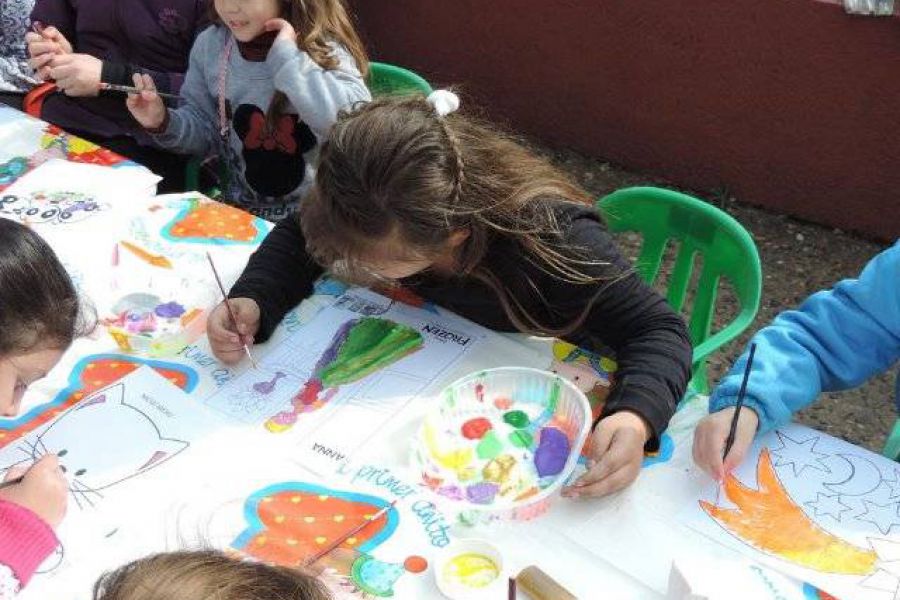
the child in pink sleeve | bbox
[0,219,93,596]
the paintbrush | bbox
[717,342,757,505]
[0,476,24,491]
[509,576,517,600]
[205,252,258,369]
[304,500,397,566]
[100,82,181,100]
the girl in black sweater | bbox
[207,92,692,498]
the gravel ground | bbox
[542,144,895,452]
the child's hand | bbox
[26,26,73,81]
[562,410,649,498]
[125,73,167,130]
[692,406,759,481]
[264,18,297,45]
[0,455,68,529]
[49,53,102,97]
[207,298,261,365]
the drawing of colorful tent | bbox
[265,317,423,433]
[700,449,877,576]
[232,482,426,597]
[161,197,269,245]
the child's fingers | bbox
[571,462,638,498]
[264,18,288,32]
[28,52,55,71]
[4,465,28,482]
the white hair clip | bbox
[427,89,460,117]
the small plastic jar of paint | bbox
[434,538,506,600]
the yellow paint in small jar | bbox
[442,553,500,588]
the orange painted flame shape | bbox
[700,449,877,576]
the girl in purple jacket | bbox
[24,0,210,191]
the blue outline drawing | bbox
[0,353,199,431]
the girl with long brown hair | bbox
[207,92,693,498]
[127,0,370,220]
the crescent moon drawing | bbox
[824,454,883,497]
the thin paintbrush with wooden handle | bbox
[304,500,397,566]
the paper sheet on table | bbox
[1,367,223,600]
[678,423,900,600]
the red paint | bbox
[475,383,484,403]
[461,417,492,440]
[404,555,429,573]
[350,0,900,241]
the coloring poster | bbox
[204,288,484,473]
[0,106,151,192]
[1,367,222,600]
[679,423,900,600]
[102,444,453,600]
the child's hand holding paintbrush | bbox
[205,254,261,367]
[692,343,759,482]
[0,455,68,529]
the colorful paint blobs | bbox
[351,555,422,597]
[466,482,499,505]
[503,410,530,428]
[266,317,424,433]
[161,197,268,245]
[509,430,533,449]
[700,449,877,576]
[476,431,503,460]
[0,157,28,187]
[0,354,197,448]
[462,418,492,440]
[534,427,570,478]
[0,190,107,226]
[442,553,499,589]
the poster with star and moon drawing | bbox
[681,423,900,600]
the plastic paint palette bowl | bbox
[434,538,505,600]
[104,291,211,358]
[412,367,591,525]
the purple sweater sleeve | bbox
[0,500,59,589]
[29,0,76,42]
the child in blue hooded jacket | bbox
[693,240,900,479]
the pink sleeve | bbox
[0,500,59,588]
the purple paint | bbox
[154,301,186,318]
[466,482,499,505]
[534,427,570,478]
[313,318,358,374]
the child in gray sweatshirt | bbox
[127,0,371,219]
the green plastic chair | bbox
[882,377,900,460]
[598,187,762,394]
[185,62,433,192]
[367,61,433,96]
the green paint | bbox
[509,430,533,448]
[548,379,560,413]
[476,430,503,460]
[319,318,424,387]
[503,410,530,428]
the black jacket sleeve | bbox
[536,208,692,449]
[228,215,324,342]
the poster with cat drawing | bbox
[0,367,223,599]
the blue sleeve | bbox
[709,240,900,433]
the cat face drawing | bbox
[2,382,188,510]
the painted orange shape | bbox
[700,449,877,576]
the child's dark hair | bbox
[211,0,370,125]
[301,95,613,337]
[0,220,92,355]
[93,550,332,600]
